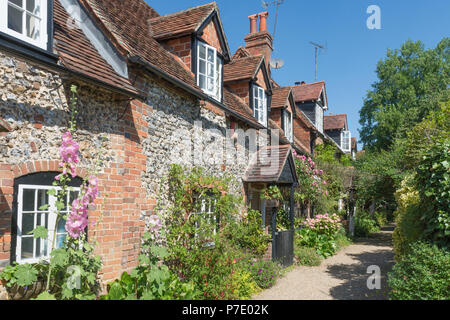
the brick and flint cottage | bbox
[0,0,303,289]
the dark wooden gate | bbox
[272,230,294,267]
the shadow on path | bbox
[327,225,395,300]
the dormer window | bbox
[283,110,293,142]
[0,0,48,50]
[341,130,351,152]
[197,41,223,101]
[253,85,267,126]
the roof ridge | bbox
[149,2,216,22]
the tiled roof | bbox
[232,46,251,60]
[224,56,263,83]
[292,81,325,103]
[244,145,296,183]
[149,3,216,40]
[53,1,138,95]
[324,114,347,131]
[271,87,292,109]
[83,0,199,90]
[223,88,262,128]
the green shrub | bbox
[393,175,427,259]
[374,211,388,227]
[230,270,260,300]
[354,211,380,237]
[295,228,337,258]
[335,229,352,250]
[388,242,450,300]
[247,260,282,289]
[415,139,450,246]
[294,247,322,266]
[225,209,269,257]
[100,246,200,300]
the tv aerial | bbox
[261,0,284,39]
[309,41,327,81]
[262,0,285,71]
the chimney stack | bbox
[249,14,258,34]
[244,11,273,69]
[295,81,306,86]
[259,12,269,32]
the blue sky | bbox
[147,0,450,149]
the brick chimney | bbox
[244,11,273,69]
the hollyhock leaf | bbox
[33,292,56,300]
[30,226,48,239]
[15,264,38,287]
[51,248,69,267]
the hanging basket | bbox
[5,278,47,300]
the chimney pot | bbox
[248,14,259,34]
[258,11,269,32]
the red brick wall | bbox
[200,19,223,54]
[227,82,249,104]
[162,36,192,71]
[294,117,312,154]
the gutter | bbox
[129,55,266,130]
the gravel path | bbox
[253,225,395,300]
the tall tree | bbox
[359,38,449,151]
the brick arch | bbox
[11,160,88,180]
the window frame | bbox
[341,130,351,152]
[196,41,223,102]
[15,184,80,264]
[252,85,268,126]
[0,0,49,51]
[283,109,293,142]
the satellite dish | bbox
[262,0,269,9]
[270,58,285,69]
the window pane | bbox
[207,77,214,92]
[9,0,23,7]
[35,237,40,257]
[23,189,35,211]
[37,212,48,229]
[21,237,34,260]
[57,218,66,234]
[199,45,206,59]
[199,74,206,89]
[26,13,40,40]
[8,5,23,34]
[207,62,214,77]
[207,48,214,63]
[22,213,35,235]
[199,60,206,75]
[253,87,259,98]
[56,234,66,249]
[26,0,39,14]
[37,189,49,211]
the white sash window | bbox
[341,130,351,152]
[284,110,293,142]
[16,185,79,263]
[197,42,223,101]
[253,85,267,126]
[0,0,49,50]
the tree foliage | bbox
[359,38,449,151]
